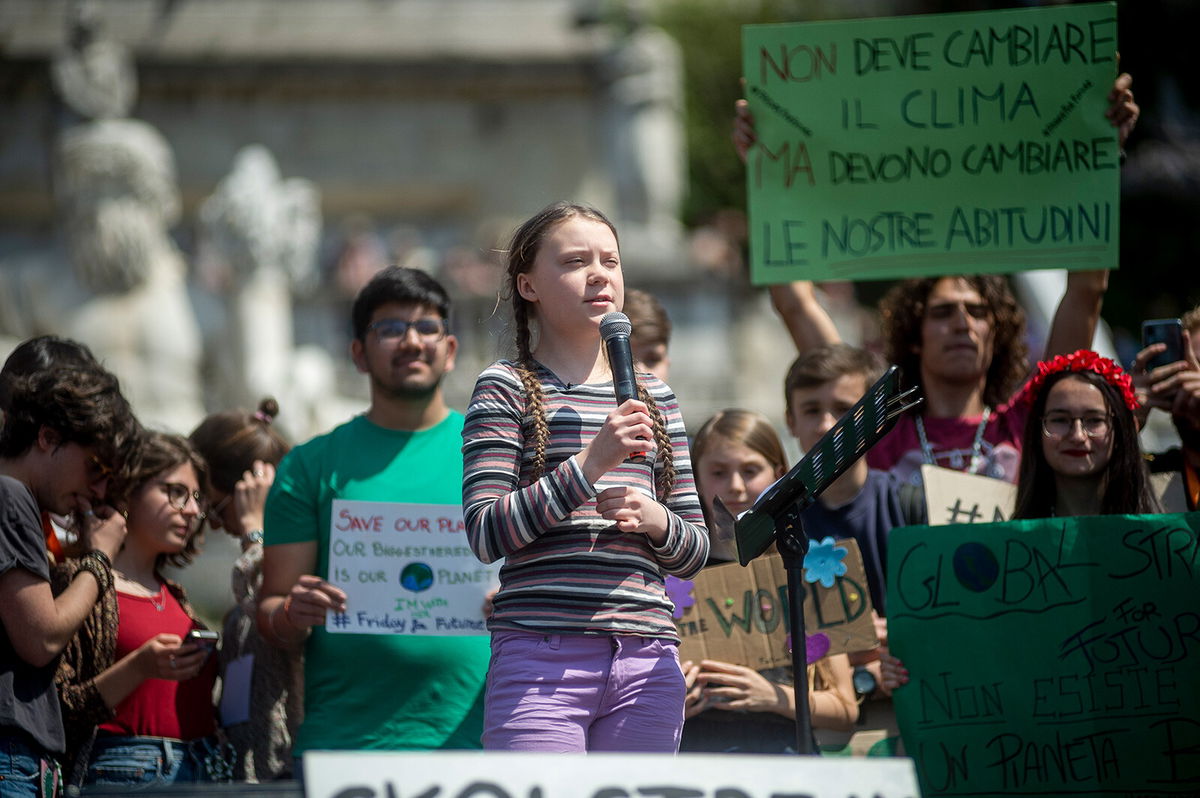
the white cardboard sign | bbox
[920,464,1016,526]
[303,751,922,798]
[326,500,499,635]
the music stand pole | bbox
[775,501,814,755]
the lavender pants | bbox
[483,630,685,752]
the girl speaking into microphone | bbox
[462,202,708,753]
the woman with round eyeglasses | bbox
[1011,350,1160,520]
[881,351,1160,693]
[53,431,230,788]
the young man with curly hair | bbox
[0,363,139,797]
[769,272,1108,485]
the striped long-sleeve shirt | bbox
[462,359,709,640]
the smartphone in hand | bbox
[186,629,219,654]
[1143,319,1185,371]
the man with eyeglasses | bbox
[0,363,139,797]
[257,267,490,765]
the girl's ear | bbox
[516,273,537,303]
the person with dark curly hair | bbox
[870,271,1111,485]
[766,270,1108,486]
[0,364,136,798]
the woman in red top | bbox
[55,431,228,787]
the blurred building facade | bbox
[1,0,778,440]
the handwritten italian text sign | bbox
[743,3,1120,283]
[887,513,1200,796]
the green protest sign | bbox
[886,513,1200,797]
[743,3,1120,284]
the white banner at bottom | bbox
[303,751,921,798]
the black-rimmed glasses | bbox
[367,318,447,342]
[1041,413,1112,439]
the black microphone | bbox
[600,311,638,405]
[600,311,645,461]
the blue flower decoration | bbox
[803,537,848,588]
[664,575,696,619]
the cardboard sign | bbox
[303,750,921,798]
[671,541,877,670]
[743,3,1120,283]
[326,500,499,635]
[887,512,1200,797]
[921,463,1016,526]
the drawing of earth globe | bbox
[400,562,435,592]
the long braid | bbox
[637,381,675,499]
[514,298,550,482]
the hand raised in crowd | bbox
[136,633,207,682]
[1107,71,1139,149]
[233,459,274,538]
[575,399,657,484]
[1132,336,1200,423]
[732,98,755,165]
[78,502,127,561]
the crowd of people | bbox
[1,63,1198,795]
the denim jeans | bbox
[0,734,58,798]
[84,734,232,788]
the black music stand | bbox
[716,365,920,755]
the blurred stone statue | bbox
[197,145,348,439]
[602,1,686,244]
[0,9,205,432]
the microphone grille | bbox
[600,311,632,341]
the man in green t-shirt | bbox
[258,267,489,759]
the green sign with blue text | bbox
[887,513,1200,797]
[743,3,1120,284]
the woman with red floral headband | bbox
[882,350,1160,692]
[1010,349,1160,519]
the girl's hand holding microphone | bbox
[576,399,657,480]
[576,400,668,543]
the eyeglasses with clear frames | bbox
[367,318,447,342]
[158,481,208,518]
[1041,413,1112,439]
